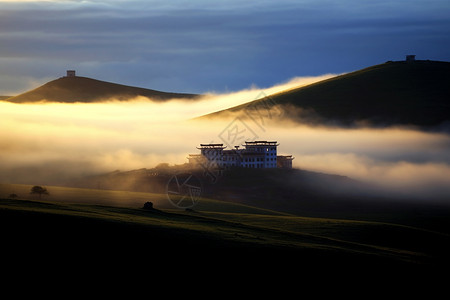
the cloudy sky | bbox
[1,0,449,95]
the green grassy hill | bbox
[5,76,198,103]
[72,167,450,227]
[2,182,450,269]
[1,195,449,269]
[202,60,450,128]
[0,182,284,214]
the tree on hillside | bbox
[30,186,49,199]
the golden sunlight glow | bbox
[1,73,450,197]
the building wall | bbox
[277,155,294,169]
[245,143,277,168]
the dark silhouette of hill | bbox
[71,166,449,223]
[6,76,199,103]
[201,60,450,129]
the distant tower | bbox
[406,55,416,62]
[66,70,76,77]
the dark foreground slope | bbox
[2,198,450,271]
[202,60,450,129]
[5,76,198,103]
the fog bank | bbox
[1,75,450,200]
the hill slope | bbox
[5,76,198,103]
[2,197,450,268]
[201,60,450,128]
[68,166,450,227]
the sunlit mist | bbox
[1,74,450,200]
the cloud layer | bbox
[1,74,450,201]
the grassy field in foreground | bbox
[0,183,284,214]
[0,183,166,208]
[2,183,450,269]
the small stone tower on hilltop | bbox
[66,70,76,77]
[406,55,416,62]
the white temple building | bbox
[188,141,294,169]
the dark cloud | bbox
[0,0,449,94]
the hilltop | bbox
[201,60,450,129]
[5,76,199,103]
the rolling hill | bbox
[200,60,450,129]
[2,191,450,269]
[5,76,199,103]
[68,166,450,227]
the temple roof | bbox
[244,141,278,146]
[197,143,226,149]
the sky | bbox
[1,0,450,95]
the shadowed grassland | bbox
[1,183,168,208]
[0,183,283,214]
[2,186,450,270]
